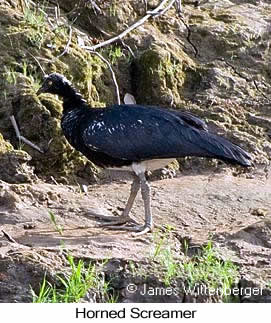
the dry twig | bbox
[27,52,46,75]
[87,0,102,15]
[175,0,182,15]
[82,0,177,51]
[149,0,177,18]
[119,39,135,58]
[10,115,44,153]
[1,230,18,244]
[54,25,73,60]
[90,51,121,105]
[80,0,179,105]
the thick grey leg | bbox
[108,172,153,236]
[122,176,140,217]
[100,173,153,236]
[98,177,140,226]
[131,172,153,236]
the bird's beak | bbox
[36,85,45,96]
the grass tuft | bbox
[49,211,63,235]
[32,254,118,303]
[180,241,239,301]
[151,229,239,301]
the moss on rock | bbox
[0,0,270,184]
[132,44,197,105]
[0,133,35,183]
[0,4,116,183]
[0,133,12,153]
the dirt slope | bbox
[1,168,271,302]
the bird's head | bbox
[37,73,71,96]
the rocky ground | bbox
[0,0,271,302]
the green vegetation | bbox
[49,211,64,235]
[3,60,41,91]
[30,233,239,303]
[151,228,239,302]
[181,241,238,291]
[33,213,118,303]
[108,46,125,64]
[0,133,13,153]
[109,0,117,17]
[32,254,118,303]
[22,5,47,49]
[4,66,17,85]
[23,5,46,27]
[151,226,179,286]
[22,60,42,91]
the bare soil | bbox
[0,166,270,302]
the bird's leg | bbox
[103,172,153,236]
[122,176,140,218]
[131,172,153,236]
[98,177,140,226]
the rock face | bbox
[0,0,270,182]
[0,0,270,303]
[0,133,34,183]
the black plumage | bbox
[37,73,252,235]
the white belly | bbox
[108,158,176,175]
[139,158,176,171]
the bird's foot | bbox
[131,225,152,237]
[97,215,140,227]
[104,223,152,236]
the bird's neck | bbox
[61,84,87,112]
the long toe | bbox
[95,215,125,222]
[98,216,140,227]
[131,225,152,237]
[104,224,152,236]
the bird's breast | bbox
[61,109,83,145]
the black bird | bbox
[37,73,252,235]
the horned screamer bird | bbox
[37,73,252,236]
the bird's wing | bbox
[80,105,209,161]
[151,106,208,131]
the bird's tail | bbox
[195,131,252,167]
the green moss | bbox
[180,66,203,98]
[0,133,13,153]
[133,47,173,104]
[0,0,268,179]
[132,45,197,105]
[210,12,238,24]
[0,4,117,181]
[39,97,62,118]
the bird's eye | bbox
[48,80,53,86]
